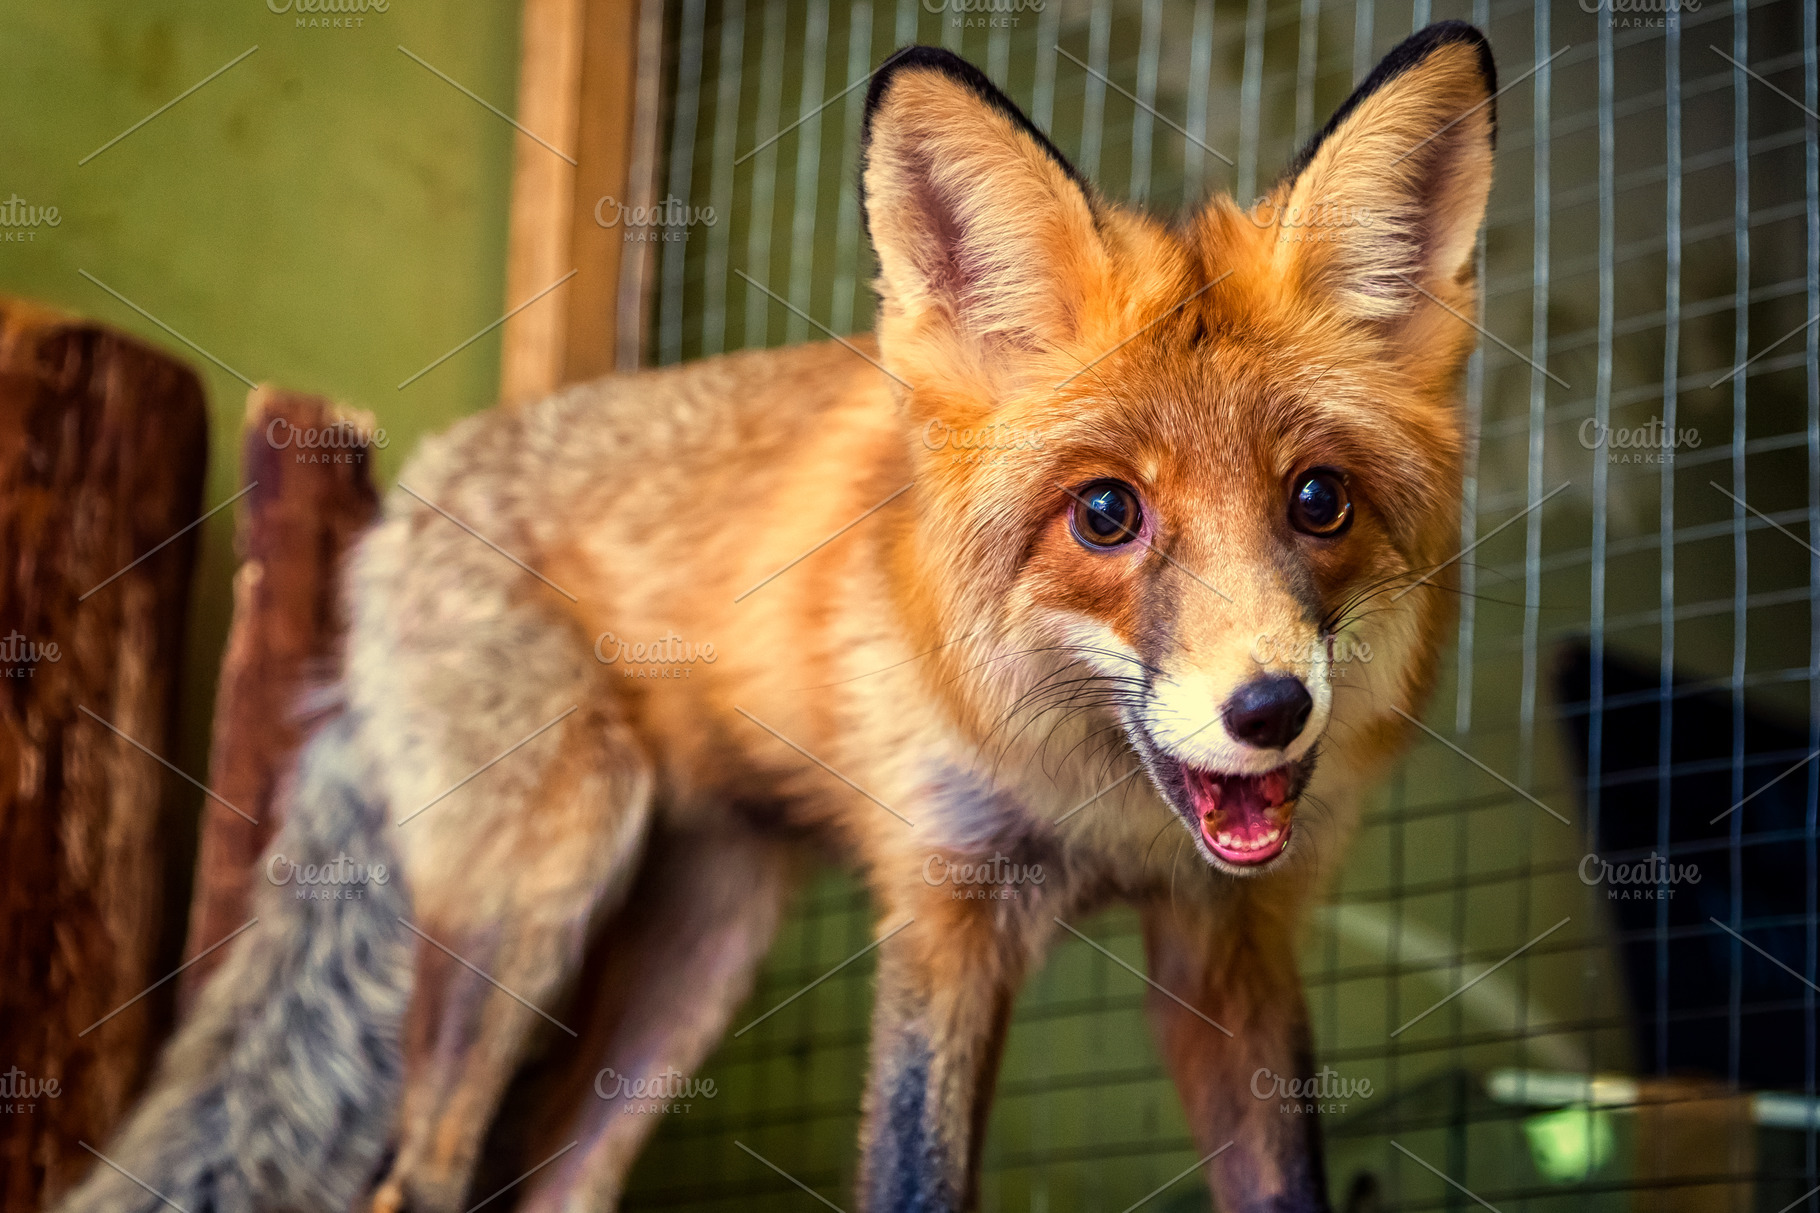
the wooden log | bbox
[177,388,379,1005]
[0,297,207,1211]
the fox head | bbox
[861,26,1496,873]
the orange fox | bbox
[62,23,1496,1213]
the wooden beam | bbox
[501,0,664,407]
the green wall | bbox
[0,1,522,862]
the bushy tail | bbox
[59,712,412,1213]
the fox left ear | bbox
[861,47,1110,381]
[1264,22,1496,325]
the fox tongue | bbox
[1187,767,1294,865]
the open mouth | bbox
[1181,765,1299,866]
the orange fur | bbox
[58,26,1501,1213]
[497,29,1496,1212]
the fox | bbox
[60,22,1497,1213]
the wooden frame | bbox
[499,0,667,406]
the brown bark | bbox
[177,387,379,1004]
[0,298,208,1212]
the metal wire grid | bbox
[619,0,1820,1208]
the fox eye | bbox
[1290,469,1352,537]
[1070,480,1143,549]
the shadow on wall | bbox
[1558,639,1818,1091]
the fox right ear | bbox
[1265,22,1497,326]
[861,48,1110,371]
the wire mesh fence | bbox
[620,0,1820,1208]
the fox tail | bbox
[58,711,412,1213]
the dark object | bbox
[1342,1170,1382,1213]
[1556,640,1818,1090]
[0,298,208,1210]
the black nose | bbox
[1222,675,1313,750]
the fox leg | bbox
[504,822,798,1212]
[856,890,1035,1212]
[371,703,653,1213]
[1139,894,1330,1213]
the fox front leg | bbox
[1139,895,1332,1213]
[855,893,1034,1212]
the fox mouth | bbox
[1127,727,1314,871]
[1182,765,1300,866]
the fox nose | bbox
[1221,675,1313,750]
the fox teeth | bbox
[1216,827,1282,851]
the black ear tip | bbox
[858,45,1085,240]
[860,46,1079,175]
[1284,20,1498,181]
[1374,21,1498,135]
[862,46,1006,144]
[1406,20,1498,103]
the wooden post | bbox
[0,298,207,1211]
[499,0,665,407]
[177,389,379,1005]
